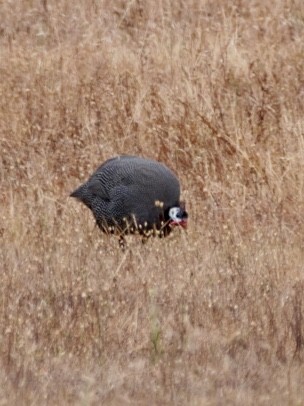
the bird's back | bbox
[71,155,181,232]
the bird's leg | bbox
[118,235,126,250]
[141,235,150,245]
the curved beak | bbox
[180,219,188,228]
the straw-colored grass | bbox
[1,0,304,404]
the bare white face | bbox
[168,207,188,228]
[169,207,181,222]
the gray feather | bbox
[71,155,184,237]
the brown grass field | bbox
[1,0,304,404]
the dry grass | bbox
[1,0,304,404]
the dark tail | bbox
[70,185,85,200]
[70,184,94,211]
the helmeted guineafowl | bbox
[70,155,188,247]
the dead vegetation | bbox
[0,0,304,404]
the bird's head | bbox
[168,204,188,228]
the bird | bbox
[70,155,188,248]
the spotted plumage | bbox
[70,155,188,247]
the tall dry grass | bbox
[0,0,304,404]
